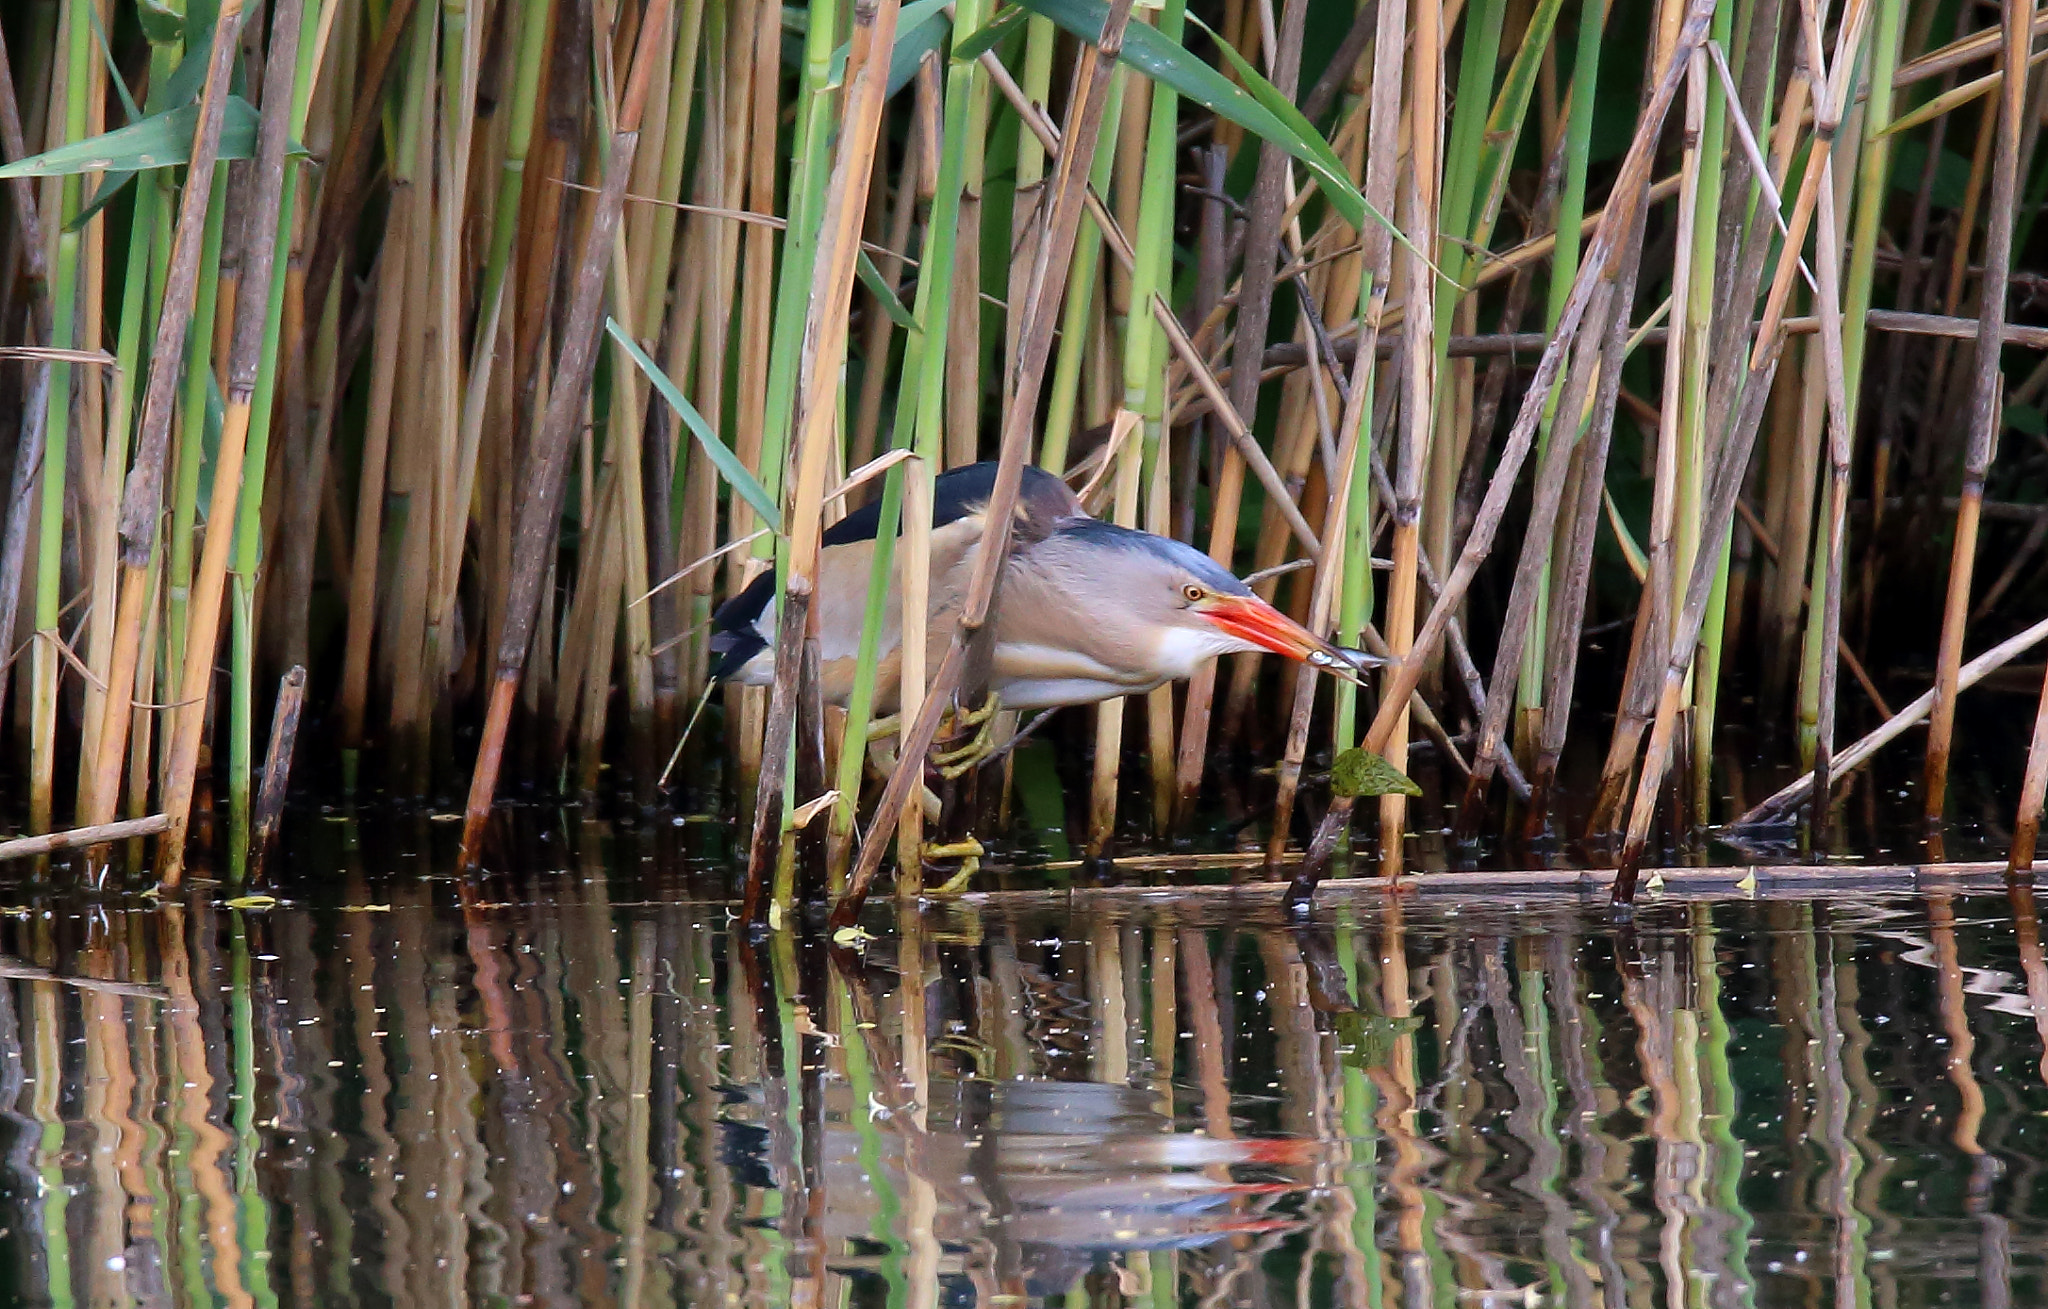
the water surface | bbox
[0,842,2045,1307]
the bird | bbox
[711,461,1377,716]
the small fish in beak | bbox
[1197,594,1382,684]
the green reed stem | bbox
[1038,71,1124,474]
[1796,0,1899,772]
[1687,0,1734,819]
[29,0,93,831]
[909,0,991,474]
[1521,0,1607,750]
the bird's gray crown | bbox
[1051,518,1253,596]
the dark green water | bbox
[0,832,2045,1308]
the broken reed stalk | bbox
[832,0,1139,931]
[1924,0,2030,837]
[457,0,673,873]
[249,665,307,883]
[157,0,306,885]
[0,814,171,864]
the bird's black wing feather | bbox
[711,462,1086,679]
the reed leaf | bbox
[607,318,783,532]
[0,96,271,176]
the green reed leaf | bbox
[606,318,784,533]
[950,4,1028,62]
[0,96,269,178]
[856,249,920,333]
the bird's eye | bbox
[1182,584,1206,604]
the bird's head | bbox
[1047,521,1383,682]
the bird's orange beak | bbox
[1197,594,1382,682]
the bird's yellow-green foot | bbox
[932,694,1002,779]
[920,837,983,895]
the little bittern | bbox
[712,461,1377,711]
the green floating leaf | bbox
[606,318,783,534]
[0,96,260,179]
[857,249,920,333]
[1330,747,1421,799]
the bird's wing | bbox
[712,461,1088,684]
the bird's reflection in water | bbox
[722,1075,1312,1297]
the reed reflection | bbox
[0,886,2037,1307]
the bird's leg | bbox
[863,712,901,741]
[864,736,944,822]
[930,693,1003,779]
[920,837,983,895]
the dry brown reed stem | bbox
[458,0,673,872]
[0,20,53,736]
[158,0,304,885]
[1896,8,2048,86]
[1279,0,1408,899]
[1358,0,1710,779]
[834,0,1138,931]
[1752,0,1873,360]
[78,0,246,830]
[1456,279,1619,836]
[2012,650,2048,868]
[1802,0,1869,837]
[1265,286,1381,867]
[249,665,306,882]
[1598,0,1842,851]
[1925,0,2032,838]
[1380,0,1444,879]
[303,0,419,348]
[0,813,170,863]
[741,0,906,919]
[1526,166,1651,817]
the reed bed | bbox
[5,0,2048,905]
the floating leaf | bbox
[0,96,262,178]
[223,894,280,910]
[856,249,919,333]
[606,318,783,533]
[1330,747,1421,799]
